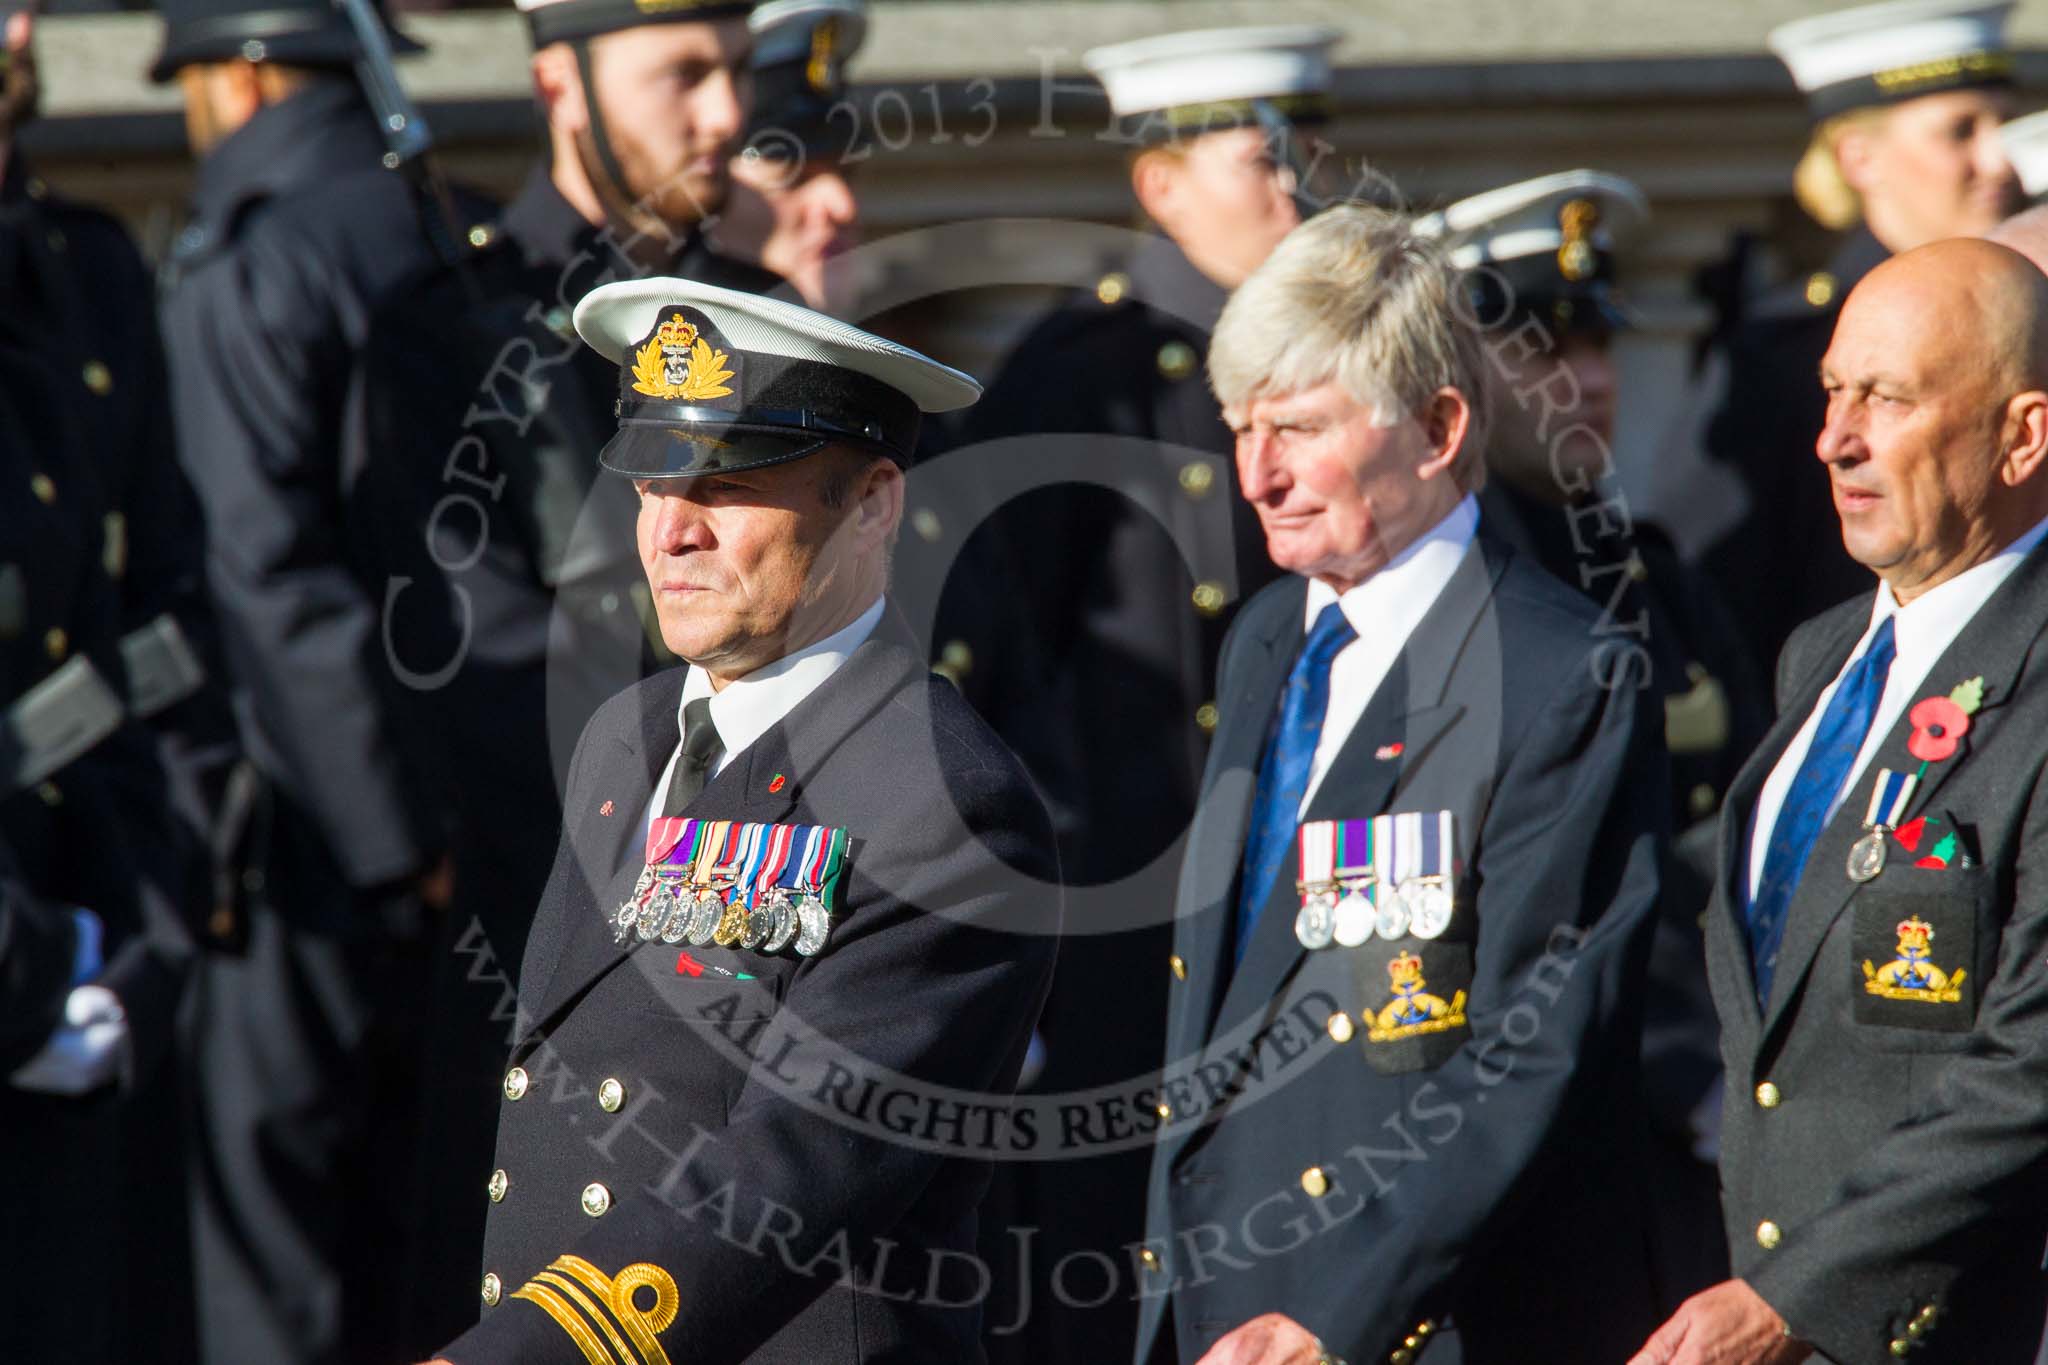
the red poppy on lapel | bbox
[769,773,787,794]
[1907,696,1969,763]
[600,799,616,816]
[1375,743,1403,761]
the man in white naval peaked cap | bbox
[931,25,1343,1363]
[348,0,791,1348]
[1700,0,2024,687]
[418,278,1059,1365]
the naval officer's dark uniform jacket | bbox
[1706,542,2048,1365]
[1699,227,1888,673]
[1136,527,1666,1365]
[440,607,1059,1365]
[349,168,782,1350]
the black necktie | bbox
[661,697,724,815]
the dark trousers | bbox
[186,899,430,1365]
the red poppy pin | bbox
[1375,743,1404,762]
[768,773,787,794]
[599,799,615,817]
[1907,676,1984,765]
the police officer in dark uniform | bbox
[151,0,474,1358]
[1429,169,1771,1306]
[348,0,779,1347]
[931,27,1337,1361]
[0,330,193,1365]
[1698,0,2022,672]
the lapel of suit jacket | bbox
[1171,579,1304,1058]
[520,609,924,1042]
[1201,535,1500,1051]
[516,666,683,1037]
[1711,611,1868,1025]
[1759,542,2048,1041]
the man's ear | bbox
[852,458,904,548]
[531,44,588,136]
[1415,387,1474,482]
[1131,149,1181,234]
[1999,390,2048,488]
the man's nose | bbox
[1816,400,1861,466]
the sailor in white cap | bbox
[1697,0,2024,695]
[419,279,1057,1365]
[1435,169,1772,1314]
[935,29,1338,1359]
[713,0,866,312]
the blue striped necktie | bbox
[1235,602,1357,964]
[1745,615,1897,1005]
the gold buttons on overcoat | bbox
[487,1169,508,1203]
[1756,1220,1781,1250]
[598,1078,625,1113]
[1754,1081,1780,1108]
[503,1067,529,1100]
[480,1273,501,1307]
[1300,1166,1329,1197]
[581,1182,612,1217]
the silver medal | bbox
[1847,830,1888,883]
[684,891,722,946]
[1409,885,1454,940]
[1295,892,1337,950]
[1375,885,1412,941]
[634,882,665,941]
[1332,889,1375,947]
[741,891,779,950]
[761,898,799,954]
[657,882,692,944]
[794,895,831,956]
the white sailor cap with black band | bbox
[1769,0,2015,121]
[515,0,753,50]
[1416,170,1649,335]
[745,0,867,160]
[574,278,981,478]
[2001,108,2048,198]
[1082,24,1341,137]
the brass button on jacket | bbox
[598,1077,625,1113]
[480,1272,501,1307]
[1756,1219,1781,1250]
[503,1066,529,1101]
[581,1182,613,1217]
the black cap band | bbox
[526,0,752,47]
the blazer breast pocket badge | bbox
[1852,897,1977,1031]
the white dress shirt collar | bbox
[677,595,887,772]
[1304,493,1480,636]
[1298,494,1479,813]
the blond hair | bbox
[1794,107,1888,230]
[1208,203,1491,490]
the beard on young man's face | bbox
[582,121,734,230]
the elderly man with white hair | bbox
[1134,203,1666,1365]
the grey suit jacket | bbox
[1708,540,2048,1365]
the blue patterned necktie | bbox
[1235,602,1358,964]
[1746,615,1897,1005]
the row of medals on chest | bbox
[1295,871,1454,950]
[614,859,829,957]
